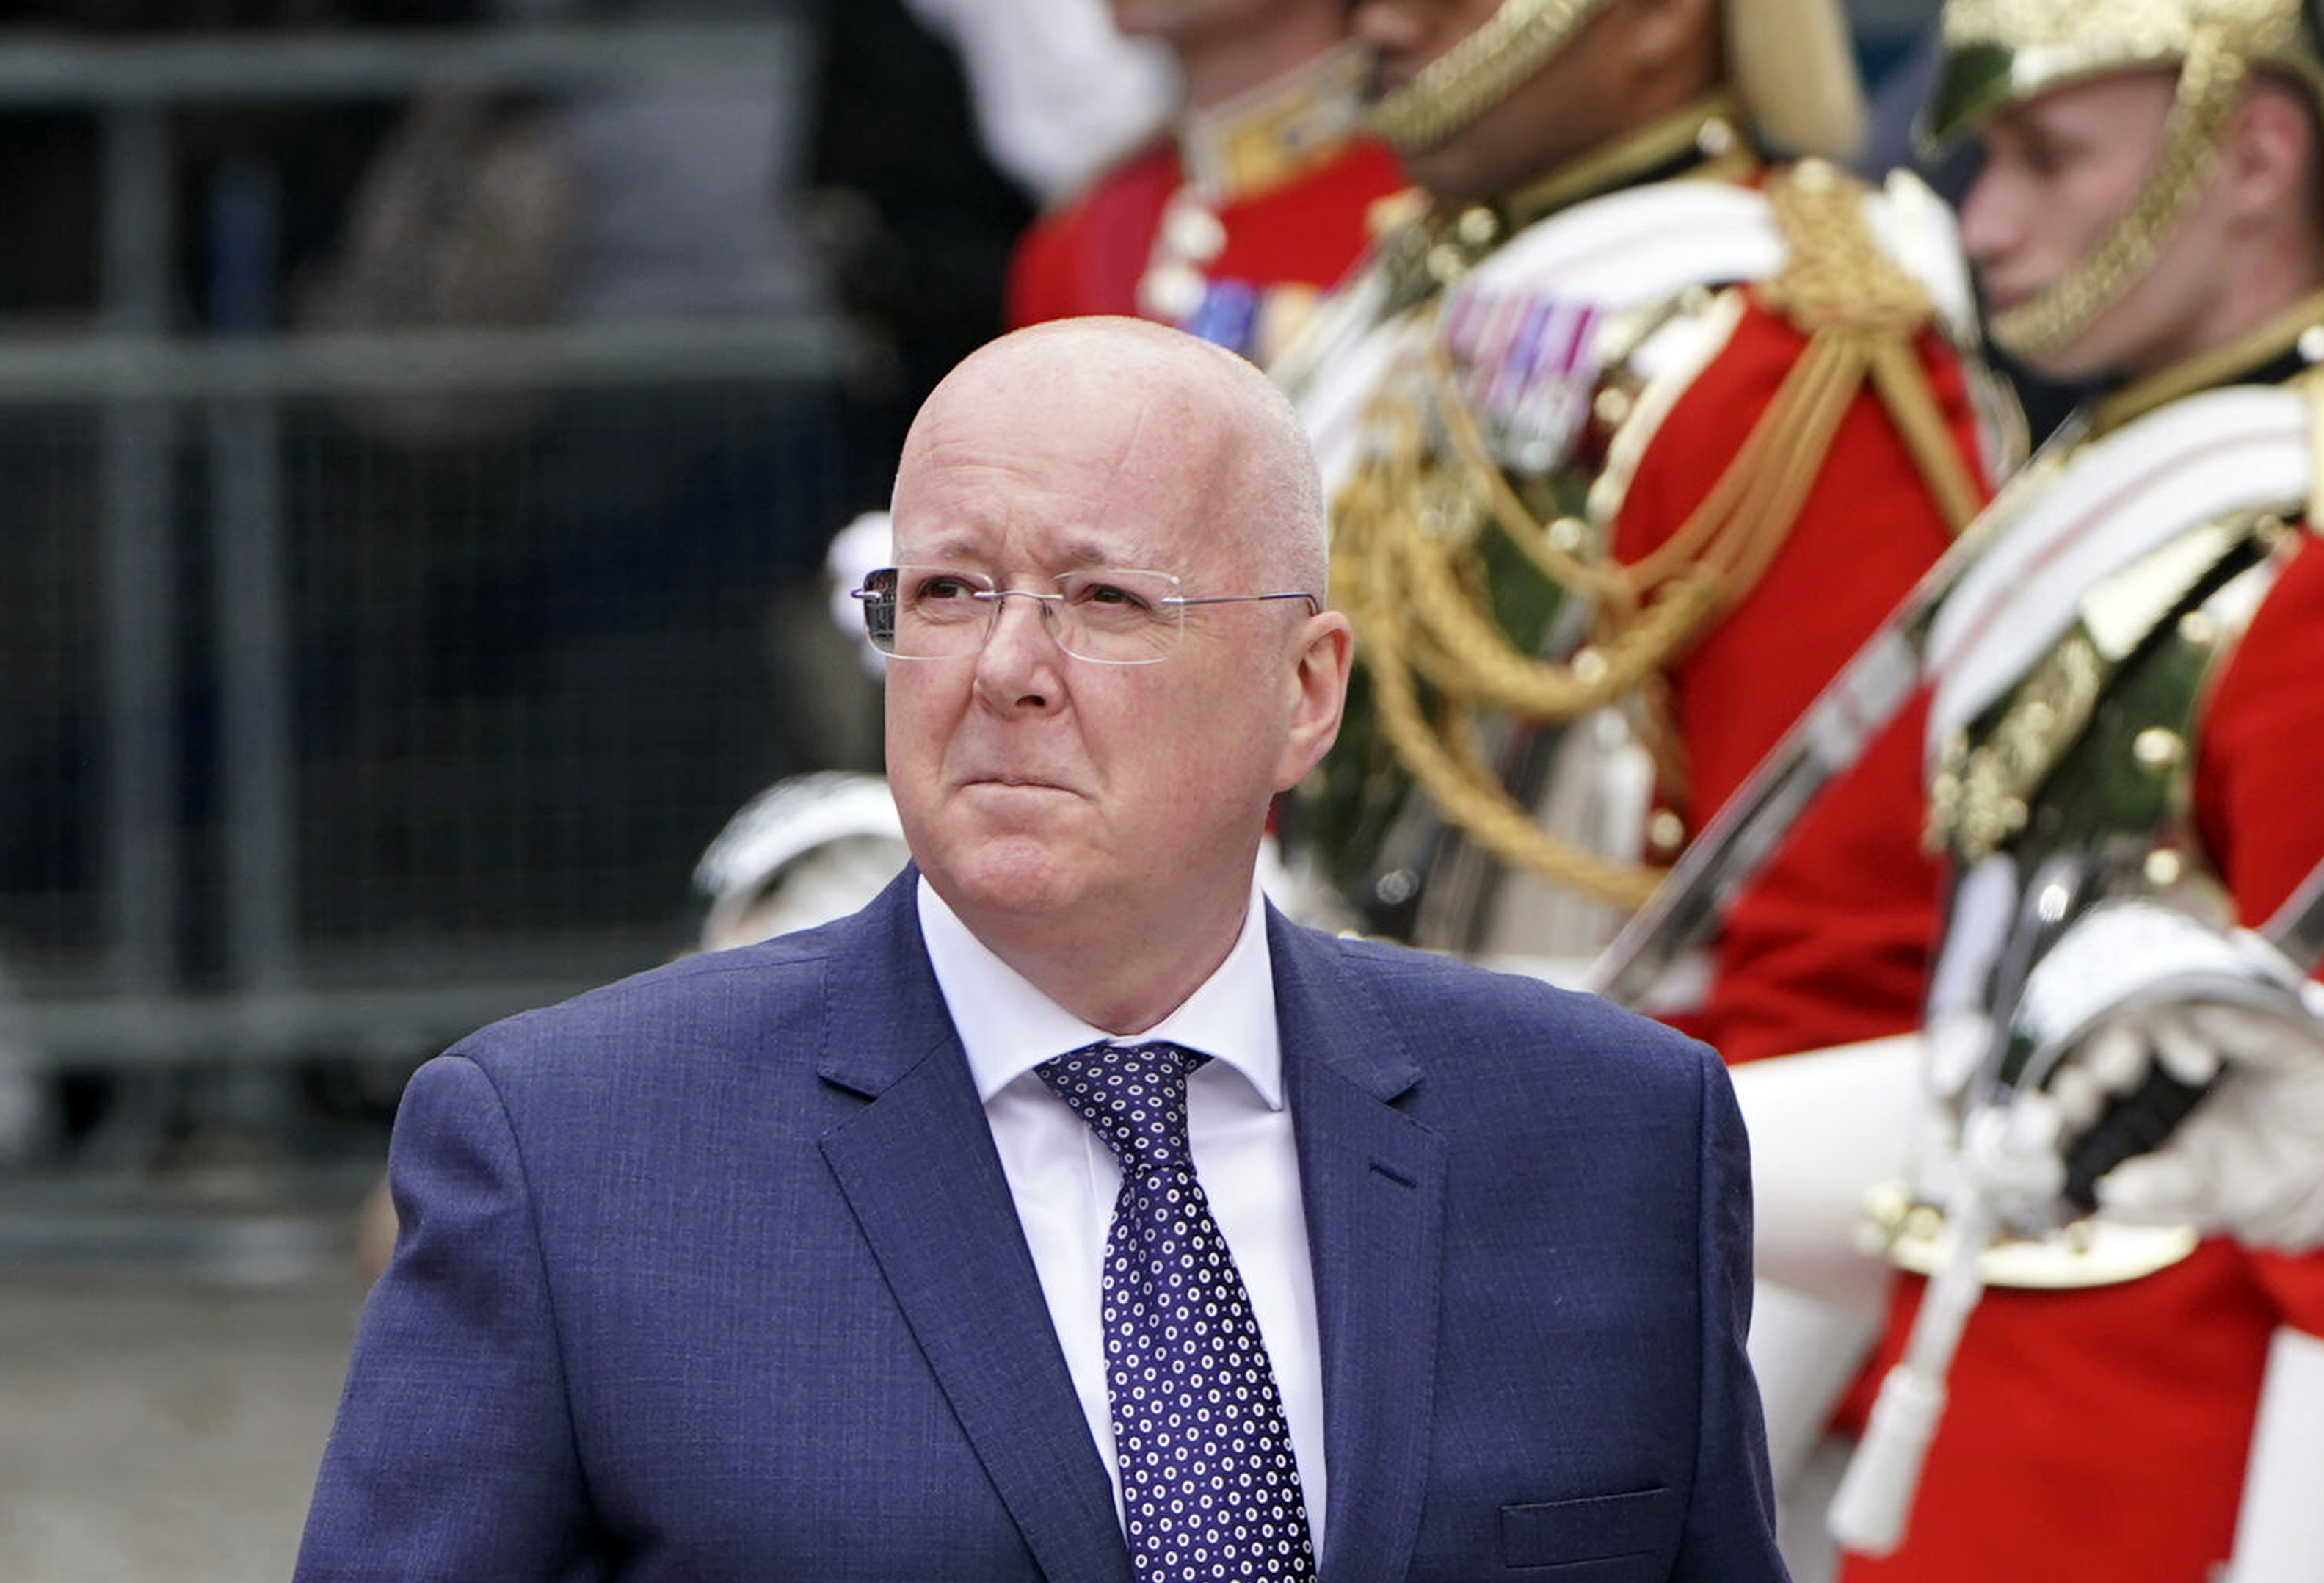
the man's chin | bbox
[1396,140,1486,210]
[1985,289,2134,383]
[2001,328,2116,387]
[931,838,1093,925]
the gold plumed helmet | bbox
[1366,0,1865,164]
[1928,0,2324,359]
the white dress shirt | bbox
[916,876,1326,1550]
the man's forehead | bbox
[893,426,1238,565]
[895,517,1178,570]
[1986,69,2180,136]
[891,325,1282,566]
[899,404,1227,494]
[925,347,1224,436]
[901,363,1238,499]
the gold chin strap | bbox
[1989,29,2252,361]
[1367,0,1619,154]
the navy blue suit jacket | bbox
[297,870,1785,1581]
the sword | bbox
[1584,549,1954,1005]
[1829,838,2324,1557]
[1585,419,2088,1009]
[2262,843,2324,976]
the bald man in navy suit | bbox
[297,317,1787,1582]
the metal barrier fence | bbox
[0,25,889,1084]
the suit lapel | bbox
[817,874,1132,1583]
[1273,915,1446,1583]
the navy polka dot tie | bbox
[1036,1040,1318,1582]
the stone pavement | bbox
[0,1187,368,1583]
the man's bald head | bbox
[881,316,1353,1035]
[896,318,1329,595]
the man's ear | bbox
[2220,83,2319,223]
[1273,611,1354,794]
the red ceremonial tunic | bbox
[1835,498,2324,1582]
[1006,133,1404,360]
[1612,298,1982,1066]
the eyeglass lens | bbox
[863,567,1183,664]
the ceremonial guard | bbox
[1801,1,2324,1576]
[1007,0,1405,362]
[1597,0,2324,1571]
[1279,0,1997,1070]
[1274,15,2019,1560]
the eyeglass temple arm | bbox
[1165,592,1323,612]
[851,585,1322,614]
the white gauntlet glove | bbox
[1954,941,2324,1250]
[2087,1001,2324,1249]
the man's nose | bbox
[972,592,1065,709]
[987,590,1065,650]
[1957,167,2018,267]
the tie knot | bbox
[1036,1040,1208,1176]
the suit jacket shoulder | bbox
[442,867,951,1126]
[1271,913,1719,1122]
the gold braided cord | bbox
[1331,326,1865,904]
[1627,327,1862,591]
[1422,342,1634,607]
[1329,162,1980,909]
[1701,337,1867,591]
[1337,414,1667,908]
[1399,317,1875,710]
[1756,164,1944,333]
[1366,0,1617,153]
[1383,463,1724,716]
[1865,332,1984,531]
[1989,37,2246,360]
[1757,161,1982,532]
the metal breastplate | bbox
[1929,510,2292,901]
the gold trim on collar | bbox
[1370,93,1757,311]
[1497,93,1756,228]
[1179,45,1371,200]
[2091,285,2324,434]
[1367,0,1617,153]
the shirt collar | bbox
[916,874,1284,1110]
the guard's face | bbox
[1961,70,2233,380]
[1352,0,1631,206]
[883,358,1312,952]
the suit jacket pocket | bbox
[1500,1487,1680,1572]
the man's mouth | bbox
[965,775,1075,794]
[1979,278,2034,313]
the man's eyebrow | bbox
[906,532,982,563]
[1053,534,1165,570]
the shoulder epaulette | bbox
[1757,160,1935,338]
